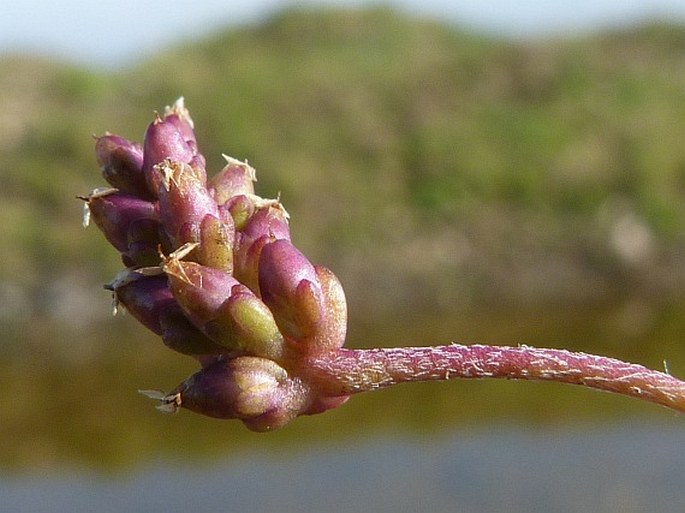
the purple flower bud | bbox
[209,156,256,205]
[156,160,234,271]
[124,217,164,268]
[108,271,169,334]
[168,356,309,431]
[161,98,208,177]
[233,205,290,293]
[142,115,194,197]
[83,189,161,267]
[158,308,227,358]
[163,99,207,184]
[238,203,291,243]
[108,270,225,357]
[157,160,217,238]
[95,134,149,198]
[164,258,240,328]
[258,239,325,342]
[163,98,197,150]
[164,257,284,358]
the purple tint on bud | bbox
[258,239,325,342]
[163,97,202,159]
[234,206,291,293]
[142,115,194,197]
[302,394,350,415]
[164,257,284,358]
[110,271,226,357]
[163,258,240,330]
[109,272,168,334]
[84,190,160,267]
[95,135,149,198]
[188,154,208,186]
[158,309,227,358]
[209,156,256,205]
[233,234,269,295]
[172,357,310,431]
[156,160,220,245]
[240,204,290,242]
[123,218,163,267]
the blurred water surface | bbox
[2,423,683,513]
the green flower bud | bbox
[206,290,285,361]
[312,265,348,352]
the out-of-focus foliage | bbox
[1,6,685,469]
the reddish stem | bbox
[306,344,685,413]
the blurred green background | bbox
[2,6,685,474]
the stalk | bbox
[307,344,685,412]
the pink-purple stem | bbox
[306,344,685,413]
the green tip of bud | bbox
[208,291,285,360]
[313,265,348,352]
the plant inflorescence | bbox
[82,99,685,431]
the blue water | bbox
[2,423,684,513]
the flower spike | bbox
[84,98,685,432]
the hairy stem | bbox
[307,344,685,413]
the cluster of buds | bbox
[84,99,685,431]
[83,98,349,431]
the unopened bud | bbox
[164,256,284,358]
[209,155,256,205]
[95,134,148,198]
[82,189,160,267]
[156,160,234,271]
[312,265,348,352]
[233,206,291,293]
[205,289,285,360]
[258,239,325,342]
[108,270,225,357]
[142,115,194,196]
[163,97,199,155]
[163,257,241,329]
[167,357,309,431]
[156,160,214,219]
